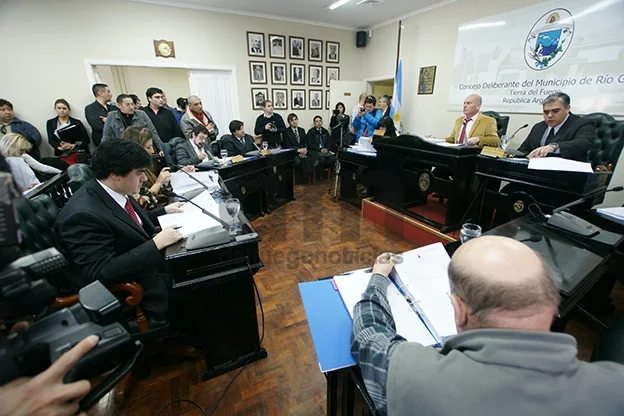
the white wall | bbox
[0,0,360,156]
[362,0,624,206]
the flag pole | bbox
[394,20,403,77]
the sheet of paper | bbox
[333,272,437,346]
[527,157,593,173]
[170,171,217,194]
[183,191,217,214]
[596,207,624,224]
[391,243,457,339]
[157,200,222,238]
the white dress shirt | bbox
[540,113,570,147]
[192,140,205,158]
[96,180,142,225]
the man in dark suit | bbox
[221,120,259,157]
[84,83,115,146]
[283,113,316,181]
[517,92,596,161]
[174,125,214,166]
[55,139,184,321]
[307,115,335,169]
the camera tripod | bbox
[328,118,347,200]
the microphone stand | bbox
[175,164,215,194]
[329,118,346,199]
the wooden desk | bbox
[338,150,377,208]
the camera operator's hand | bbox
[153,225,183,250]
[156,167,171,185]
[0,335,98,416]
[357,108,366,117]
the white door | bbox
[188,69,238,139]
[329,80,367,127]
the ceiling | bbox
[132,0,454,30]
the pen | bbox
[174,226,183,230]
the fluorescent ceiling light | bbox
[458,21,506,31]
[329,0,352,10]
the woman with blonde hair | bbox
[0,133,62,190]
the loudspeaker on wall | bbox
[356,31,367,48]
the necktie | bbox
[458,118,472,144]
[545,128,556,145]
[318,130,324,148]
[294,128,300,144]
[124,198,141,227]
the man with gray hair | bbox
[444,94,499,147]
[379,95,391,118]
[352,236,624,416]
[517,92,595,161]
[180,95,219,142]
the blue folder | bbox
[299,280,356,372]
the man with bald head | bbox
[180,95,219,141]
[352,237,624,416]
[444,94,499,147]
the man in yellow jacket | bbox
[445,94,500,147]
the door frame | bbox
[84,59,241,120]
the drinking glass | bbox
[225,198,241,235]
[500,135,511,150]
[460,223,482,244]
[207,169,219,186]
[220,149,228,159]
[262,142,269,151]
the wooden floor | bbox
[90,181,624,416]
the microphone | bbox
[552,186,623,215]
[168,191,230,229]
[510,124,529,138]
[175,165,214,194]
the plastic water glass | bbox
[460,223,482,244]
[207,169,219,186]
[220,149,228,159]
[500,135,511,150]
[225,198,241,235]
[262,142,269,151]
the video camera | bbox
[0,171,141,412]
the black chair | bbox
[164,137,187,168]
[585,113,624,176]
[482,110,510,137]
[211,139,222,156]
[66,163,93,192]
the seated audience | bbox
[121,126,172,210]
[221,120,259,157]
[175,125,215,166]
[307,115,335,169]
[517,92,595,161]
[283,113,315,180]
[173,97,188,126]
[350,92,368,134]
[84,83,115,146]
[352,96,383,142]
[329,102,351,150]
[445,94,499,147]
[376,116,397,138]
[142,87,184,143]
[0,133,62,190]
[351,237,624,415]
[129,94,142,110]
[379,95,391,118]
[180,95,219,142]
[102,94,164,152]
[254,100,286,148]
[55,139,185,322]
[46,98,90,165]
[0,98,42,159]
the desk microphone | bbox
[175,164,214,194]
[510,124,529,138]
[552,186,623,215]
[167,191,231,229]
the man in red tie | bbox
[55,139,184,324]
[444,94,499,147]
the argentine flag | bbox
[390,58,402,130]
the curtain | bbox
[189,70,235,139]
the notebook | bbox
[334,242,456,345]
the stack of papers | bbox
[527,157,593,173]
[170,171,217,196]
[157,191,223,237]
[596,207,624,224]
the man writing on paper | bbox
[517,92,595,161]
[445,94,499,147]
[351,236,624,416]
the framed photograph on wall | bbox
[271,62,287,85]
[291,64,305,85]
[249,61,267,84]
[308,39,322,62]
[247,32,265,57]
[272,89,288,110]
[292,89,306,110]
[326,67,339,87]
[326,41,340,63]
[289,36,305,60]
[252,88,269,110]
[326,89,330,110]
[418,65,437,95]
[269,34,286,59]
[309,90,323,110]
[309,65,323,86]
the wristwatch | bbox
[549,143,559,151]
